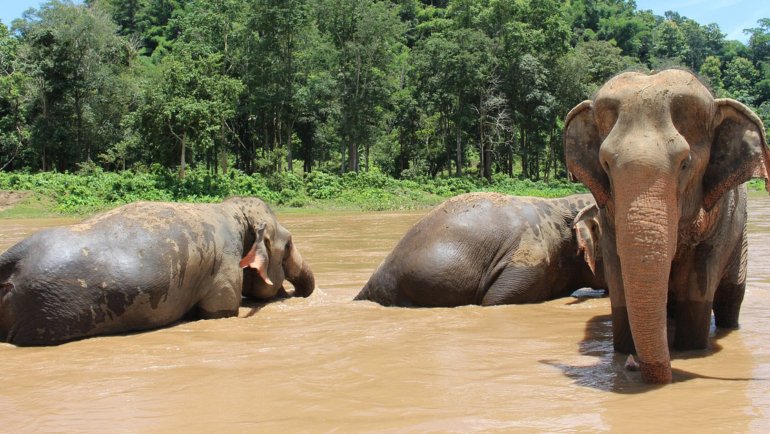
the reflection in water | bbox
[1,198,770,431]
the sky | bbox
[0,0,83,27]
[634,0,768,42]
[0,0,767,43]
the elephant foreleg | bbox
[196,277,241,319]
[601,244,636,354]
[611,306,636,354]
[480,265,543,305]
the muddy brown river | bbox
[1,197,770,432]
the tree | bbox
[745,18,770,65]
[0,22,31,170]
[472,76,510,181]
[135,0,187,57]
[14,0,132,171]
[89,0,145,36]
[412,28,494,177]
[248,0,311,172]
[652,18,688,66]
[132,49,243,177]
[314,0,405,173]
[293,22,340,173]
[679,19,707,71]
[723,56,759,105]
[699,55,724,93]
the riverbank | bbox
[0,168,589,218]
[4,169,766,218]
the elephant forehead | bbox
[598,70,712,109]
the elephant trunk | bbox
[285,244,315,298]
[614,177,678,384]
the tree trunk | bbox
[455,123,462,177]
[179,130,187,179]
[520,129,529,179]
[348,141,358,173]
[286,120,293,173]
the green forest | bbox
[1,0,770,188]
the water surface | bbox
[1,200,769,432]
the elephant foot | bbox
[673,301,711,350]
[611,307,636,354]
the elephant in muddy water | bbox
[0,197,315,346]
[354,192,606,307]
[564,69,770,384]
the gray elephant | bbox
[564,69,770,383]
[0,197,315,346]
[354,192,605,307]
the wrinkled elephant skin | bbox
[564,69,770,384]
[0,197,315,346]
[355,192,605,307]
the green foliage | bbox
[0,168,589,214]
[2,0,770,190]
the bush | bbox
[0,168,588,215]
[304,171,342,199]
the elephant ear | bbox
[563,100,611,207]
[574,203,602,274]
[239,222,273,285]
[703,98,770,211]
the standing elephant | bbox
[354,192,605,307]
[564,69,770,383]
[0,197,315,346]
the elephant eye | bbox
[284,239,293,259]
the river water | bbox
[1,198,769,432]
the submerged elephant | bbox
[354,192,605,307]
[0,197,315,346]
[564,69,770,383]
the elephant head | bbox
[564,69,769,384]
[231,197,315,299]
[574,203,602,276]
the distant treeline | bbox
[1,0,769,182]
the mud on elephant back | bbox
[564,68,770,384]
[354,192,606,307]
[0,197,315,346]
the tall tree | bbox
[132,49,243,177]
[249,0,311,172]
[723,56,759,105]
[314,0,405,173]
[0,22,31,170]
[412,28,493,176]
[14,0,131,171]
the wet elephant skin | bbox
[355,192,605,307]
[0,197,314,346]
[564,69,770,383]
